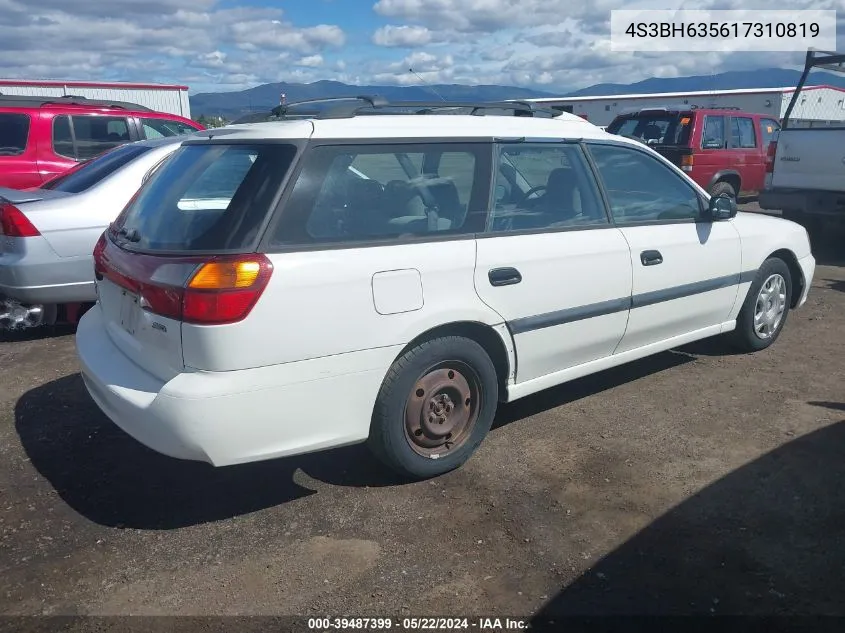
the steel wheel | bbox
[753,273,787,340]
[403,361,482,459]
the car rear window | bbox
[41,143,153,194]
[607,112,692,146]
[0,113,30,156]
[112,143,297,253]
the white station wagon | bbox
[75,98,816,479]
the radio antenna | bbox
[408,67,447,101]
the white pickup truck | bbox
[759,49,845,233]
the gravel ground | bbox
[0,207,843,630]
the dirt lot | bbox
[1,208,843,628]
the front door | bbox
[473,140,633,384]
[586,141,743,355]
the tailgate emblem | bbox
[151,322,167,333]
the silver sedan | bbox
[0,136,185,329]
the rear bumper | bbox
[75,305,397,467]
[0,237,96,304]
[759,188,845,216]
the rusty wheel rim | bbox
[404,361,482,458]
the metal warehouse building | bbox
[0,79,191,118]
[525,85,845,127]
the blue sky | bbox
[0,0,841,94]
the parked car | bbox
[759,49,845,235]
[0,137,186,329]
[606,106,781,199]
[75,97,815,480]
[0,94,203,190]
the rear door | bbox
[473,140,632,383]
[0,110,40,188]
[586,141,742,354]
[728,114,764,194]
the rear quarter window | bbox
[607,113,691,146]
[0,113,30,156]
[112,143,298,253]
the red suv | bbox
[0,95,204,189]
[606,106,781,199]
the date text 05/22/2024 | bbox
[306,617,529,631]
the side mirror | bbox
[707,194,737,220]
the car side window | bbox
[489,143,607,232]
[141,117,197,138]
[588,143,703,224]
[760,118,780,148]
[270,143,490,246]
[730,117,757,149]
[71,115,131,160]
[0,113,30,156]
[701,115,726,149]
[52,115,75,159]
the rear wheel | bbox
[709,180,737,199]
[729,257,792,352]
[368,336,499,479]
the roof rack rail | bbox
[257,95,563,120]
[0,94,153,111]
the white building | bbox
[0,79,191,118]
[524,85,845,127]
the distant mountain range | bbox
[189,68,845,119]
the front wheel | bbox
[729,257,792,352]
[368,336,499,479]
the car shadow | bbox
[493,349,694,430]
[822,278,845,294]
[14,373,409,530]
[16,350,697,531]
[530,412,845,627]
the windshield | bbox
[111,143,298,253]
[41,143,153,194]
[607,113,693,146]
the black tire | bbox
[729,257,792,352]
[709,180,737,199]
[368,336,499,480]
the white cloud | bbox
[372,24,434,46]
[0,0,346,92]
[296,54,324,67]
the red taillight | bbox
[765,140,777,173]
[93,232,107,278]
[182,257,273,325]
[95,236,273,326]
[0,203,40,237]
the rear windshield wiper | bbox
[117,226,141,242]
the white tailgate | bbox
[96,278,185,382]
[771,129,845,192]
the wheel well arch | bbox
[710,170,741,193]
[395,321,512,400]
[767,248,805,308]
